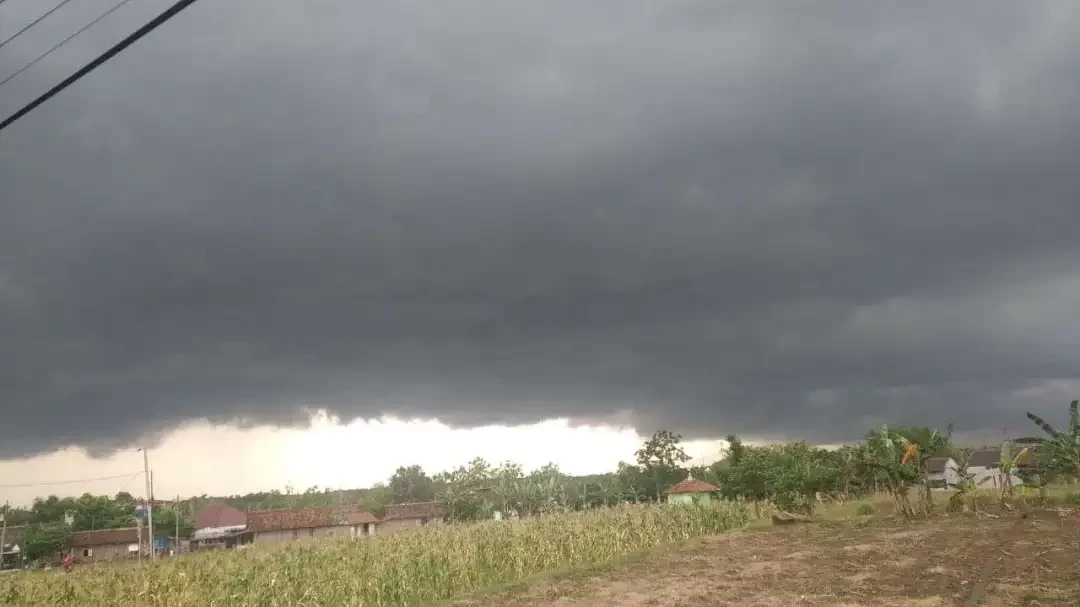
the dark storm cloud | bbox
[2,0,1080,457]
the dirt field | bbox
[456,509,1080,607]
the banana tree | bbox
[996,441,1031,499]
[889,425,952,511]
[1025,400,1080,482]
[862,426,923,518]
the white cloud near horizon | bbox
[0,413,729,507]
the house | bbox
[967,448,1032,489]
[379,502,447,534]
[665,478,720,505]
[69,527,142,564]
[193,504,253,550]
[926,457,959,489]
[247,507,378,544]
[1,525,24,570]
[930,448,1037,490]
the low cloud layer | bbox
[2,0,1079,458]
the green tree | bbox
[434,458,495,521]
[725,434,746,465]
[614,461,649,503]
[1025,400,1080,481]
[388,465,436,504]
[149,507,195,539]
[22,522,72,563]
[635,430,691,501]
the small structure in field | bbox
[379,502,447,534]
[665,477,719,505]
[70,528,141,564]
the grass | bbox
[0,501,754,606]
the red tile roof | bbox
[194,504,247,530]
[70,527,140,547]
[246,507,376,533]
[345,510,379,525]
[383,502,447,520]
[665,479,719,494]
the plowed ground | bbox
[456,510,1080,606]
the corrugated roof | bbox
[1,525,25,548]
[927,457,951,474]
[70,527,140,547]
[246,507,376,532]
[195,504,247,530]
[965,447,1039,469]
[383,502,447,520]
[968,449,1002,468]
[665,479,719,494]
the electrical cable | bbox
[0,471,143,489]
[0,0,136,91]
[0,0,83,53]
[0,0,203,132]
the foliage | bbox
[884,425,951,512]
[0,501,754,606]
[388,465,436,505]
[149,508,195,539]
[715,440,843,515]
[1025,400,1080,481]
[996,441,1030,499]
[21,522,72,563]
[634,430,692,501]
[947,448,977,512]
[861,426,923,519]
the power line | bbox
[0,0,136,91]
[0,471,142,489]
[0,0,202,132]
[0,0,83,53]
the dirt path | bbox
[456,511,1080,607]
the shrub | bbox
[1064,491,1080,505]
[855,503,876,516]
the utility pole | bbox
[140,448,155,562]
[174,495,180,555]
[1,502,8,570]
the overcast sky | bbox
[2,0,1079,469]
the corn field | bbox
[0,501,753,607]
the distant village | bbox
[0,427,1055,570]
[1,500,448,568]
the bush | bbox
[1064,491,1080,505]
[855,503,876,516]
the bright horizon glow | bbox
[0,412,731,508]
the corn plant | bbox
[0,501,755,607]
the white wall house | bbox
[967,449,1025,490]
[927,449,1028,490]
[926,457,959,489]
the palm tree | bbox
[1025,400,1080,482]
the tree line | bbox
[5,400,1077,561]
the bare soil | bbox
[456,509,1080,607]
